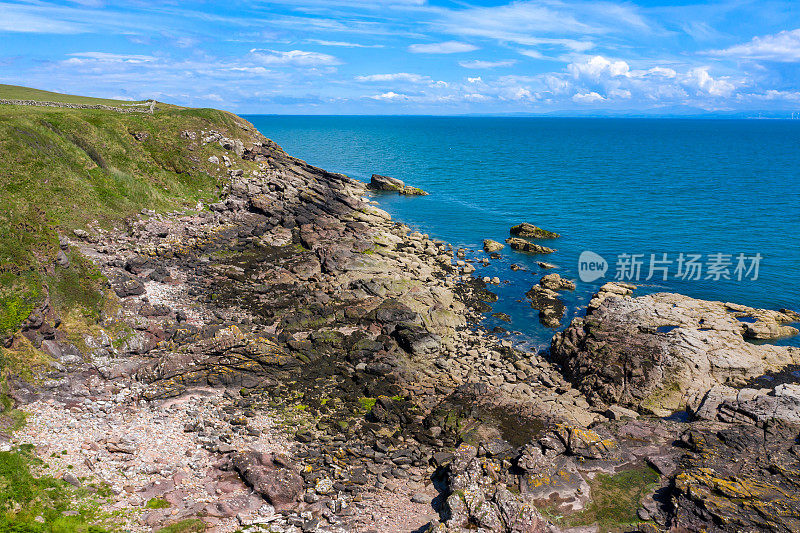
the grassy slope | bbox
[0,84,150,106]
[0,100,257,349]
[0,92,260,531]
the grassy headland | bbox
[0,86,261,370]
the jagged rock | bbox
[552,282,800,415]
[368,174,428,195]
[505,237,554,255]
[671,422,800,532]
[526,274,574,328]
[509,223,559,239]
[113,274,145,297]
[392,324,441,355]
[368,174,405,191]
[231,451,303,510]
[483,239,504,253]
[434,444,549,533]
[538,273,575,291]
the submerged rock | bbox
[509,222,559,239]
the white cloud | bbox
[683,67,735,97]
[66,52,157,63]
[608,88,632,99]
[572,91,605,103]
[459,59,516,69]
[355,73,429,83]
[369,91,408,101]
[467,77,483,83]
[0,4,86,33]
[408,41,478,54]
[435,1,646,52]
[568,56,630,81]
[644,67,677,78]
[707,29,800,62]
[740,90,800,101]
[249,49,341,67]
[306,39,383,48]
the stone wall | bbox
[0,99,156,113]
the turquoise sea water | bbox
[244,116,800,349]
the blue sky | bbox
[1,0,799,114]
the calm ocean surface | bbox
[244,116,800,349]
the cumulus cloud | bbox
[707,29,800,62]
[355,73,429,83]
[682,67,734,97]
[408,41,478,54]
[368,91,409,101]
[572,91,605,103]
[568,56,630,81]
[249,49,341,67]
[459,59,516,69]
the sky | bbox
[1,0,800,115]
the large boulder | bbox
[551,283,800,415]
[510,223,559,239]
[526,273,575,328]
[368,174,428,195]
[483,239,504,253]
[368,174,405,191]
[231,451,304,510]
[505,237,554,255]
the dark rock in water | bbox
[505,237,554,255]
[538,273,575,292]
[367,174,428,195]
[510,223,559,239]
[483,239,504,253]
[491,312,511,323]
[231,451,303,510]
[368,174,405,191]
[526,274,575,328]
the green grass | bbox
[145,498,170,510]
[563,466,660,532]
[0,84,150,107]
[0,445,114,532]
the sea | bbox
[244,116,800,350]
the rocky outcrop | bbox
[671,421,800,532]
[483,239,504,253]
[430,443,549,533]
[368,174,428,196]
[509,223,559,239]
[552,282,800,415]
[526,273,575,328]
[505,237,554,255]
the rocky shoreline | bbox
[5,117,800,533]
